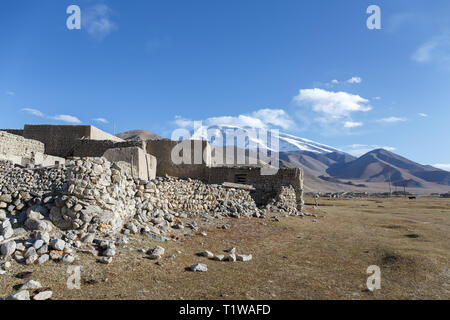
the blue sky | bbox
[1,0,449,169]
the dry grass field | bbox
[1,196,449,300]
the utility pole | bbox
[113,121,116,136]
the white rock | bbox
[33,290,53,300]
[20,280,42,290]
[1,240,16,256]
[197,251,214,258]
[50,239,65,251]
[213,255,225,261]
[190,263,208,272]
[38,254,50,265]
[228,253,237,262]
[7,290,30,300]
[237,254,253,262]
[33,239,45,249]
[62,254,75,264]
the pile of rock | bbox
[49,157,137,234]
[0,160,65,196]
[264,185,299,216]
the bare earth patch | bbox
[1,197,449,300]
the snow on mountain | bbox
[190,125,341,154]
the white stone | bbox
[7,290,30,300]
[237,254,253,262]
[190,263,208,272]
[20,280,42,290]
[1,240,16,256]
[50,239,65,251]
[33,290,53,300]
[197,251,214,258]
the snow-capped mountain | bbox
[190,125,341,154]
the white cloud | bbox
[347,77,362,84]
[377,117,407,123]
[434,164,450,172]
[418,113,428,117]
[412,33,450,68]
[344,121,363,128]
[343,144,396,157]
[331,79,339,84]
[83,4,117,40]
[174,108,294,131]
[5,91,15,96]
[373,96,381,100]
[51,115,82,124]
[93,118,109,124]
[249,109,294,130]
[22,108,44,117]
[293,88,371,118]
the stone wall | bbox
[0,129,24,136]
[0,131,44,159]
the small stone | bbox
[225,247,236,254]
[25,253,38,265]
[24,247,37,259]
[213,255,225,261]
[237,254,253,262]
[50,239,65,251]
[1,240,16,256]
[61,254,75,264]
[196,251,214,258]
[38,254,50,265]
[37,244,48,255]
[190,263,208,272]
[147,246,165,259]
[228,253,237,262]
[33,239,45,249]
[103,248,116,257]
[33,290,53,300]
[98,256,113,264]
[49,251,62,261]
[7,290,30,300]
[20,280,42,290]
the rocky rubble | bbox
[0,156,304,273]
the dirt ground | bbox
[1,196,449,300]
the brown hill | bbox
[116,130,161,141]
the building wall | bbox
[73,139,146,158]
[23,125,123,158]
[89,126,123,142]
[146,139,212,177]
[103,146,157,181]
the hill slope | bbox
[116,130,161,141]
[326,149,450,187]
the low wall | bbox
[0,131,44,158]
